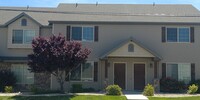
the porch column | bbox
[153,58,160,93]
[154,61,158,78]
[103,59,109,90]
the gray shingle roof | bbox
[0,4,200,26]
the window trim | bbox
[128,43,134,52]
[12,29,36,44]
[70,61,94,82]
[166,27,190,43]
[11,64,34,85]
[21,19,27,26]
[70,25,95,42]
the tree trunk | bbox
[56,70,65,93]
[59,80,64,93]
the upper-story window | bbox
[166,27,190,42]
[128,44,134,52]
[21,19,27,26]
[12,30,36,44]
[71,26,94,41]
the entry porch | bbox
[100,37,161,91]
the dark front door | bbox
[114,63,126,89]
[134,64,145,90]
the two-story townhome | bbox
[0,4,200,91]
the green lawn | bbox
[148,96,200,100]
[0,95,126,100]
[1,95,200,100]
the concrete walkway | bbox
[0,92,21,96]
[0,92,149,100]
[0,92,105,96]
[125,94,148,100]
[154,93,200,97]
[123,91,148,100]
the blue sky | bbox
[0,0,200,10]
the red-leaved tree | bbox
[27,35,91,92]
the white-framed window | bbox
[166,63,191,83]
[21,19,27,26]
[71,26,94,41]
[70,61,94,82]
[11,64,34,84]
[12,30,36,44]
[166,27,190,42]
[128,44,134,52]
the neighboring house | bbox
[0,4,200,91]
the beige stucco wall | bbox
[7,16,40,48]
[52,23,200,80]
[40,27,52,38]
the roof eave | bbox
[49,20,200,25]
[4,12,42,27]
[0,56,28,62]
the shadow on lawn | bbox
[10,95,76,100]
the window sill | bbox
[68,80,94,82]
[16,83,34,85]
[70,40,95,42]
[7,44,32,49]
[164,42,192,44]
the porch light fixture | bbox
[150,63,153,68]
[107,62,110,67]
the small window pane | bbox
[179,28,189,42]
[128,44,134,52]
[167,64,178,80]
[178,63,191,83]
[21,19,27,26]
[23,66,34,84]
[24,30,35,44]
[11,64,34,84]
[167,63,191,84]
[83,27,94,41]
[70,65,81,81]
[82,62,93,81]
[71,27,82,41]
[167,28,177,42]
[12,30,23,44]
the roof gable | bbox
[101,37,161,60]
[4,12,41,26]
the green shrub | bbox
[71,84,83,93]
[189,80,200,93]
[30,85,60,94]
[106,85,122,95]
[30,86,39,94]
[143,84,154,96]
[0,70,17,92]
[35,90,61,94]
[160,77,186,93]
[4,86,13,93]
[187,84,198,94]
